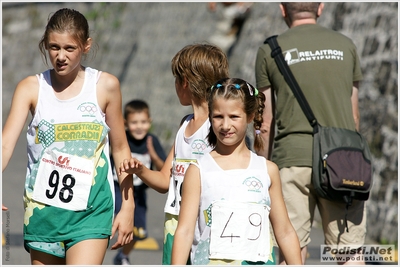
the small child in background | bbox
[171,78,302,265]
[113,99,167,265]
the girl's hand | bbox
[2,205,8,211]
[111,207,134,249]
[118,158,143,175]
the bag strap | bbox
[264,35,318,131]
[265,35,352,231]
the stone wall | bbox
[2,2,397,244]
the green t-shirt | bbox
[255,24,363,169]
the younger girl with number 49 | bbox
[171,78,302,265]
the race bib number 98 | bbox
[32,149,94,211]
[210,200,271,262]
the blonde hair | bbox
[171,43,229,102]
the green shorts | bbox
[24,234,109,258]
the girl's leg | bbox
[66,238,109,265]
[30,249,65,265]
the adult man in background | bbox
[255,2,366,265]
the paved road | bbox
[1,132,395,265]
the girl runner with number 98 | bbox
[2,8,134,265]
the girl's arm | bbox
[2,76,38,210]
[267,160,302,265]
[120,144,174,193]
[171,164,201,264]
[2,76,38,171]
[120,114,190,193]
[97,72,134,249]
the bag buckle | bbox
[270,46,282,59]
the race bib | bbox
[32,149,94,211]
[209,200,271,262]
[164,159,195,215]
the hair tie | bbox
[254,88,259,96]
[246,83,254,96]
[255,129,261,135]
[234,84,240,89]
[211,84,222,91]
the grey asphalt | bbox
[1,133,391,265]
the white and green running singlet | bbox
[23,67,114,254]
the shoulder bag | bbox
[264,35,373,231]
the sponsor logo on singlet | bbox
[35,120,104,145]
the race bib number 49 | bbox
[32,149,94,211]
[210,200,271,262]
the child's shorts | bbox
[24,234,109,258]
